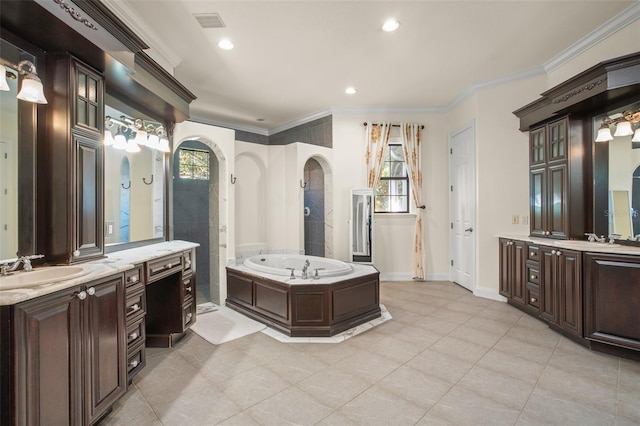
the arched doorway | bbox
[173,141,219,304]
[303,158,325,257]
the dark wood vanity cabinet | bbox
[499,238,527,308]
[124,266,146,382]
[584,253,640,356]
[529,117,586,240]
[145,250,196,347]
[46,55,104,264]
[5,274,126,425]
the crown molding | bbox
[188,114,270,136]
[268,109,333,135]
[544,1,640,73]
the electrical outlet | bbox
[512,214,519,225]
[521,215,529,225]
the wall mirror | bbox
[104,102,166,249]
[350,188,373,263]
[593,99,640,242]
[0,37,38,262]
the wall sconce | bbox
[595,110,640,143]
[0,60,48,104]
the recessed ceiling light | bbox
[218,39,234,50]
[382,18,400,32]
[345,87,357,95]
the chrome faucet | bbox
[301,259,311,279]
[608,234,621,244]
[0,254,44,276]
[584,233,606,243]
[313,267,325,280]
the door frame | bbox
[448,121,477,292]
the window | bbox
[179,148,210,180]
[375,144,409,213]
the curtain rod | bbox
[363,122,424,129]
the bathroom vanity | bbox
[0,242,197,425]
[505,51,640,361]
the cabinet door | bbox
[547,118,567,163]
[547,163,568,239]
[14,287,83,426]
[74,134,104,261]
[73,61,103,136]
[498,239,511,298]
[530,168,547,237]
[84,275,126,424]
[511,241,527,307]
[529,127,546,167]
[540,248,558,323]
[557,249,582,336]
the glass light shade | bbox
[0,65,9,91]
[126,138,141,153]
[103,130,115,146]
[134,129,147,146]
[633,128,640,143]
[595,126,613,142]
[16,76,47,104]
[147,134,159,149]
[113,133,127,150]
[158,137,170,153]
[614,120,633,137]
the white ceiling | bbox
[103,0,638,133]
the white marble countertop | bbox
[497,234,640,255]
[227,262,379,285]
[0,240,199,306]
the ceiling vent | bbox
[193,13,226,29]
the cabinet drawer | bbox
[146,254,183,283]
[528,246,540,261]
[125,267,143,288]
[125,289,145,321]
[127,342,145,380]
[126,316,145,347]
[182,299,196,330]
[183,250,193,275]
[183,275,195,302]
[526,283,540,309]
[526,264,540,284]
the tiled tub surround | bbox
[498,234,640,361]
[0,240,199,306]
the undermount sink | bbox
[553,240,620,249]
[0,266,90,290]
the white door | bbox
[449,123,476,292]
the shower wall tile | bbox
[238,116,333,147]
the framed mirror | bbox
[0,36,40,262]
[593,99,640,242]
[350,188,373,263]
[104,102,167,250]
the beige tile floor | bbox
[102,281,640,425]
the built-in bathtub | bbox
[226,255,380,337]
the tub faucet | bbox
[302,259,311,279]
[0,254,44,276]
[313,268,325,280]
[608,234,621,244]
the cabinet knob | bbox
[186,312,193,323]
[530,297,537,303]
[86,287,95,296]
[556,251,562,257]
[129,332,138,340]
[545,231,550,236]
[77,291,87,300]
[128,275,138,283]
[530,274,537,280]
[129,360,139,368]
[530,252,536,257]
[73,250,80,257]
[185,286,192,293]
[129,304,140,313]
[551,250,556,255]
[166,263,173,269]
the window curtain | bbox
[365,122,393,189]
[401,123,426,280]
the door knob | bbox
[465,227,473,232]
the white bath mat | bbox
[191,306,267,345]
[196,302,219,315]
[262,304,392,343]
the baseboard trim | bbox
[473,287,507,302]
[379,272,451,281]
